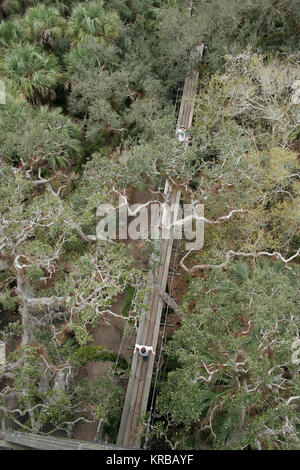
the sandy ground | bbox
[72,308,136,442]
[73,188,154,442]
[73,361,114,442]
[91,309,136,364]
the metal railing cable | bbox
[112,7,189,376]
[114,286,141,371]
[93,287,139,443]
[141,77,184,448]
[142,3,197,446]
[114,73,184,375]
[143,235,181,449]
[117,1,198,446]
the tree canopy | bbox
[0,0,299,448]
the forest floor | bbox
[74,187,154,442]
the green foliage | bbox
[3,343,125,434]
[74,343,107,363]
[0,19,27,48]
[68,1,122,41]
[122,284,135,317]
[24,4,64,47]
[73,344,128,369]
[0,103,81,169]
[38,389,73,425]
[231,262,249,283]
[64,36,120,76]
[1,321,23,343]
[0,0,299,449]
[9,346,44,396]
[156,262,300,449]
[0,271,11,282]
[75,371,125,425]
[187,51,300,267]
[1,1,40,17]
[192,0,300,71]
[3,44,61,104]
[64,1,200,144]
[0,291,20,311]
[27,263,44,280]
[53,243,144,345]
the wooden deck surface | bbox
[117,46,203,448]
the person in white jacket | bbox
[176,126,188,142]
[134,344,156,361]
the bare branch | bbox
[180,248,300,273]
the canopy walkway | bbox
[117,45,204,449]
[0,430,134,450]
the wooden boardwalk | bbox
[0,430,134,450]
[117,45,204,449]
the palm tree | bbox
[3,44,61,105]
[68,1,122,42]
[0,19,27,48]
[24,4,65,49]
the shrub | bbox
[74,344,128,369]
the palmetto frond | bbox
[68,1,122,41]
[231,261,249,283]
[3,44,61,104]
[0,19,27,48]
[100,11,122,39]
[24,4,64,46]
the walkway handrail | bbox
[117,45,204,448]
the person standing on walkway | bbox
[176,126,188,142]
[134,344,156,361]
